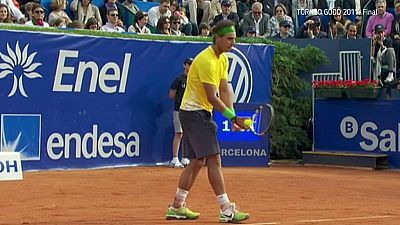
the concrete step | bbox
[302,151,388,170]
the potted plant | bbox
[312,80,346,98]
[343,79,380,99]
[313,79,381,99]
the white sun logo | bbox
[0,41,42,97]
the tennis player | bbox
[165,20,250,223]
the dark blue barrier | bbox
[297,12,357,32]
[279,38,372,82]
[0,30,274,170]
[314,95,400,169]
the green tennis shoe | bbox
[166,204,200,220]
[219,203,250,223]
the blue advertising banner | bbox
[0,30,274,170]
[314,98,400,169]
[216,103,270,167]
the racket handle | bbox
[244,119,253,127]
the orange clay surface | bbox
[1,165,400,225]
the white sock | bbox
[387,72,394,80]
[172,157,179,163]
[174,188,189,207]
[217,193,230,211]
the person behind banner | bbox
[48,0,72,27]
[181,0,213,25]
[156,16,172,35]
[148,0,171,27]
[0,3,13,23]
[327,7,351,39]
[170,14,185,36]
[0,0,26,23]
[296,15,328,39]
[25,3,49,27]
[391,2,400,76]
[67,19,84,29]
[171,1,199,36]
[127,11,151,34]
[269,3,294,37]
[210,0,240,32]
[52,17,66,27]
[165,20,250,223]
[99,0,123,26]
[70,0,102,28]
[239,2,271,37]
[237,0,251,21]
[100,8,125,32]
[371,24,396,84]
[271,19,293,38]
[343,22,360,39]
[84,17,100,30]
[121,0,139,14]
[365,0,394,38]
[198,22,210,37]
[168,58,193,168]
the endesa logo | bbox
[53,50,131,94]
[1,114,41,160]
[46,124,140,160]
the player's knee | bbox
[190,158,205,169]
[204,155,221,168]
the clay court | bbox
[1,165,399,225]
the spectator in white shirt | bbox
[100,8,125,32]
[148,0,171,27]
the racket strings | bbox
[251,104,274,136]
[251,107,263,134]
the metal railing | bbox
[312,73,342,82]
[339,51,362,81]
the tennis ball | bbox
[244,119,253,127]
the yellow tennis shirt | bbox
[180,46,229,113]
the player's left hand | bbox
[232,116,251,130]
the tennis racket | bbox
[246,103,274,136]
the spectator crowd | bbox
[0,0,399,80]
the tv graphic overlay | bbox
[1,114,41,161]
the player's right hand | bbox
[233,116,251,130]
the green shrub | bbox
[269,41,328,159]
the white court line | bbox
[247,215,397,225]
